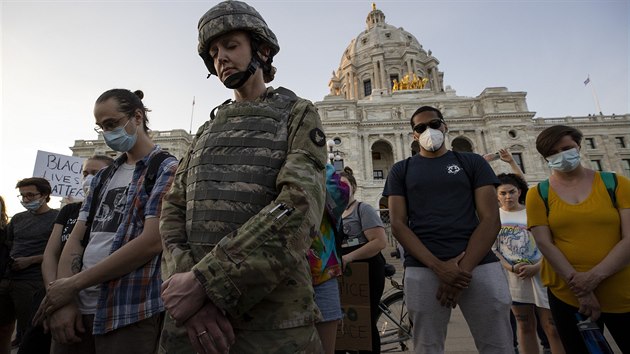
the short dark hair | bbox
[497,173,528,204]
[340,166,357,191]
[16,177,52,202]
[87,155,115,165]
[96,89,151,133]
[409,106,444,128]
[535,125,583,158]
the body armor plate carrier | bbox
[186,88,298,245]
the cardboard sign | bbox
[32,150,85,198]
[335,262,372,351]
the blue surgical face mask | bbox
[103,119,138,152]
[21,198,43,213]
[547,148,581,172]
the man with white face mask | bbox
[0,177,58,351]
[383,106,514,354]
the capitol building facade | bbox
[70,6,630,209]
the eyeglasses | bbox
[18,193,41,201]
[94,116,129,134]
[412,119,443,134]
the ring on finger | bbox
[197,330,207,338]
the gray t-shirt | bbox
[383,151,499,268]
[77,163,134,314]
[7,208,58,280]
[341,202,384,248]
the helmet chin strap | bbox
[223,58,260,89]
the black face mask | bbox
[222,58,260,89]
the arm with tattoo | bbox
[70,253,83,275]
[57,221,87,279]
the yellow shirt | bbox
[526,172,630,313]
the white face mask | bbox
[82,174,95,196]
[547,148,581,172]
[418,128,444,152]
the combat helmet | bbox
[198,0,279,88]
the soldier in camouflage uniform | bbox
[159,1,328,353]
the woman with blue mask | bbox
[527,125,630,353]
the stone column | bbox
[363,134,372,180]
[372,61,380,90]
[404,133,410,159]
[431,67,440,92]
[393,133,401,161]
[474,129,485,154]
[346,73,352,99]
[380,60,387,92]
[406,59,413,76]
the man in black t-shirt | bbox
[383,106,513,354]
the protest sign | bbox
[33,150,85,198]
[336,262,372,351]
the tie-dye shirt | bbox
[308,164,349,285]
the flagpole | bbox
[590,85,603,116]
[584,75,603,115]
[189,96,195,134]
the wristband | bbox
[511,264,515,272]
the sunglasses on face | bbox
[413,119,443,134]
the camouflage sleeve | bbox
[160,122,209,278]
[191,99,328,318]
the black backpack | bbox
[81,151,174,247]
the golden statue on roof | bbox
[392,74,430,92]
[372,3,376,11]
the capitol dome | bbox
[329,4,444,100]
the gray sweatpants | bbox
[404,262,514,354]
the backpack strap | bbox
[451,151,474,187]
[144,151,175,195]
[402,157,411,219]
[81,151,174,247]
[82,164,116,247]
[537,172,617,218]
[599,171,618,208]
[537,179,551,217]
[356,202,364,231]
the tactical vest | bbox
[186,88,298,245]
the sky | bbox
[1,0,628,216]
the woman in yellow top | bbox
[526,125,630,354]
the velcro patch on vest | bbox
[310,128,326,147]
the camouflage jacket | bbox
[160,87,327,330]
